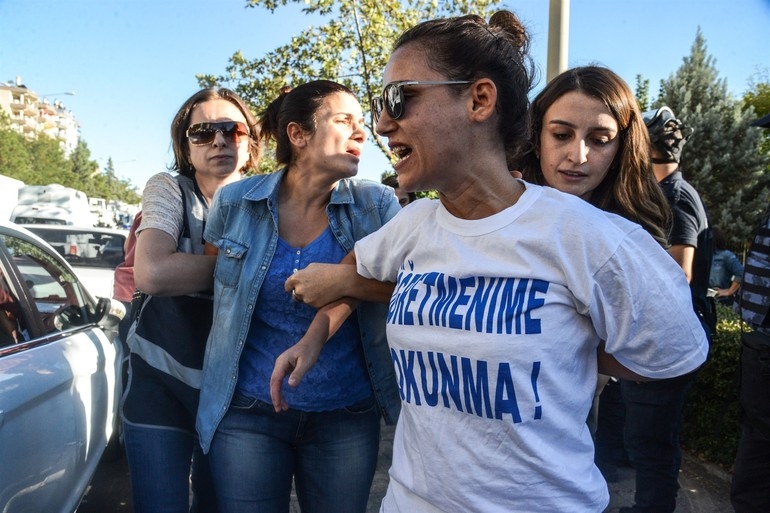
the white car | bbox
[20,225,127,299]
[0,221,125,513]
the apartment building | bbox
[0,76,79,157]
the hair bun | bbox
[489,10,529,51]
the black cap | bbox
[751,113,770,128]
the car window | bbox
[0,232,90,334]
[25,228,126,269]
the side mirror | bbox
[93,298,126,344]
[94,297,126,326]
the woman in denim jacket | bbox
[196,80,400,513]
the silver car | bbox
[0,221,125,513]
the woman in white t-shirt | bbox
[273,11,708,513]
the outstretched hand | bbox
[270,338,324,412]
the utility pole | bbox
[546,0,570,83]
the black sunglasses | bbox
[186,121,250,146]
[371,80,474,124]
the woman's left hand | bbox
[270,337,325,411]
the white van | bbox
[10,184,96,227]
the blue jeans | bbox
[621,372,696,513]
[123,421,218,513]
[208,394,381,513]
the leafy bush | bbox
[681,303,746,468]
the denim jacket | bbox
[196,169,401,452]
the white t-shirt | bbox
[355,182,708,513]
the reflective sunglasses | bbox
[186,121,250,146]
[371,80,474,124]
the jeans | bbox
[621,373,696,513]
[208,394,381,513]
[123,421,218,513]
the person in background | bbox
[518,65,672,484]
[382,173,416,207]
[730,111,770,513]
[273,11,708,512]
[123,87,260,513]
[613,106,713,513]
[196,80,401,513]
[709,225,744,305]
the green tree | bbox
[0,127,32,181]
[743,69,770,157]
[198,0,500,174]
[25,134,71,186]
[69,139,100,184]
[634,74,650,112]
[654,29,770,247]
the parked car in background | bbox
[21,225,127,299]
[0,221,125,513]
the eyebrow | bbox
[547,119,618,133]
[331,111,365,121]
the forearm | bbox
[333,250,394,303]
[135,253,215,296]
[134,228,216,296]
[305,298,358,345]
[598,345,651,381]
[726,280,741,296]
[338,270,395,303]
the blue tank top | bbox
[236,226,371,410]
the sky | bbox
[1,0,768,193]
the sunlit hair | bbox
[259,80,355,166]
[169,87,261,178]
[393,10,536,165]
[518,65,671,247]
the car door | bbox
[0,227,117,513]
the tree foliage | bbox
[197,0,500,175]
[0,127,32,181]
[743,69,770,157]
[0,123,141,205]
[634,74,650,112]
[652,29,770,247]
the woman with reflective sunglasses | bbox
[195,80,401,513]
[272,11,708,513]
[124,87,259,513]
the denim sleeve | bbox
[380,186,401,224]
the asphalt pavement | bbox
[79,421,734,512]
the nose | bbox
[212,130,228,147]
[375,108,395,136]
[352,119,366,143]
[568,139,588,164]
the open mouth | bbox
[391,145,412,164]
